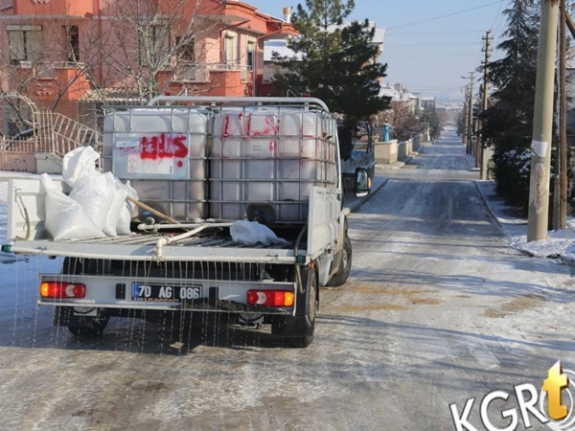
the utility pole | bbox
[462,85,469,148]
[559,0,567,229]
[466,72,475,155]
[527,0,559,242]
[480,31,492,180]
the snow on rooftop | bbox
[264,21,386,62]
[379,84,418,101]
[373,27,386,46]
[264,40,302,61]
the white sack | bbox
[230,220,289,246]
[40,174,105,241]
[70,171,116,232]
[103,180,129,237]
[115,180,138,236]
[62,146,100,187]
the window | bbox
[247,40,255,71]
[139,24,170,66]
[176,36,195,62]
[7,26,43,65]
[64,26,80,62]
[223,32,236,67]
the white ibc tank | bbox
[246,110,278,202]
[209,107,336,222]
[103,108,208,221]
[278,111,324,206]
[210,110,245,220]
[210,109,281,220]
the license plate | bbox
[131,283,202,302]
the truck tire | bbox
[53,306,109,338]
[272,267,317,348]
[327,234,352,287]
[67,312,109,338]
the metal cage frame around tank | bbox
[102,96,341,224]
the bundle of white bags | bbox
[230,220,289,246]
[40,146,137,241]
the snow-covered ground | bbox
[476,180,575,262]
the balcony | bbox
[14,0,93,17]
[157,62,254,97]
[166,62,252,83]
[13,61,90,101]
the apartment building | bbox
[0,0,296,135]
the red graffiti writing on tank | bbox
[248,115,278,137]
[223,113,243,137]
[139,134,188,160]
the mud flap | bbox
[272,266,317,338]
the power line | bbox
[384,54,482,59]
[388,29,489,36]
[467,1,505,76]
[390,42,482,47]
[407,87,467,91]
[387,0,504,31]
[490,0,507,32]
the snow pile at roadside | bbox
[477,180,575,262]
[510,226,575,259]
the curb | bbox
[375,158,410,170]
[460,145,481,173]
[473,180,504,230]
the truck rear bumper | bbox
[39,273,297,315]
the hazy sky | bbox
[246,0,511,100]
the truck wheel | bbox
[327,234,352,287]
[54,306,109,338]
[67,311,109,338]
[272,268,317,348]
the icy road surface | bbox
[1,129,574,431]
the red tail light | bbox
[40,282,86,299]
[247,290,294,307]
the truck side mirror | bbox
[354,168,370,197]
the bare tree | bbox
[376,103,421,141]
[101,0,222,103]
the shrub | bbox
[493,149,531,213]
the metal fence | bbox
[0,110,101,172]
